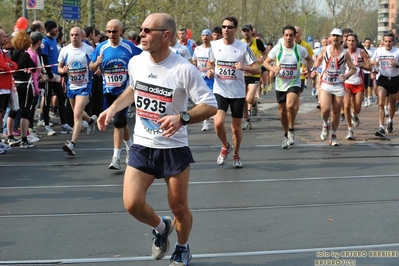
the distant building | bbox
[378,0,398,41]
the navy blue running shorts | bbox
[128,144,195,179]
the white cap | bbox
[330,28,342,36]
[314,42,321,48]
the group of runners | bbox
[1,13,399,266]
[193,23,399,150]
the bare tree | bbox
[326,0,377,29]
[298,0,320,37]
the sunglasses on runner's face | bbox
[221,25,235,29]
[106,30,118,34]
[139,28,167,34]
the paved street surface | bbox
[1,88,399,266]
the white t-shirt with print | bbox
[371,46,399,78]
[128,51,217,149]
[192,45,210,77]
[209,39,256,98]
[58,43,94,91]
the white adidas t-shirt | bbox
[128,51,217,148]
[209,39,256,98]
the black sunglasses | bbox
[139,28,167,34]
[106,30,118,34]
[221,25,235,30]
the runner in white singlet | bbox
[343,33,371,140]
[310,28,356,146]
[263,25,313,149]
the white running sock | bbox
[176,242,188,248]
[154,217,166,233]
[124,139,133,150]
[113,149,121,158]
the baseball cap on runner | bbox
[314,42,321,48]
[242,24,253,31]
[201,29,212,36]
[330,28,342,36]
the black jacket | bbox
[9,49,36,82]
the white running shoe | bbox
[87,115,97,135]
[330,134,339,146]
[365,98,370,107]
[232,154,243,168]
[60,124,73,134]
[287,131,295,145]
[63,140,75,156]
[37,120,45,127]
[312,88,316,96]
[281,137,290,149]
[201,121,210,131]
[0,141,11,151]
[346,129,354,140]
[109,156,121,170]
[242,120,252,130]
[217,144,232,165]
[320,122,330,141]
[27,133,40,143]
[151,216,174,260]
[20,140,34,149]
[351,114,360,128]
[45,125,56,136]
[7,138,21,147]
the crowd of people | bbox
[0,14,397,266]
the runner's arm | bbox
[239,62,261,75]
[360,50,372,71]
[263,57,279,74]
[310,47,326,78]
[206,60,215,78]
[58,62,68,75]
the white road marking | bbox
[1,243,398,264]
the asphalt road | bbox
[1,89,399,266]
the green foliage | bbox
[0,0,17,33]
